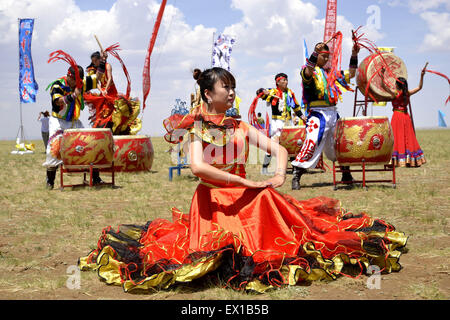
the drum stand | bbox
[332,161,396,190]
[353,88,374,117]
[59,162,115,190]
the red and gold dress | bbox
[391,92,426,167]
[79,106,408,293]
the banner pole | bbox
[211,31,215,68]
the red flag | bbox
[323,0,337,71]
[142,0,167,110]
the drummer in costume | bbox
[84,51,117,129]
[79,67,408,293]
[291,39,359,190]
[391,69,427,167]
[43,51,107,189]
[256,73,306,174]
[84,46,141,135]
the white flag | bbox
[212,34,236,71]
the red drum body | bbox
[60,128,114,169]
[113,135,154,172]
[357,52,408,101]
[279,126,306,157]
[335,116,394,166]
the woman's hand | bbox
[264,174,286,188]
[235,176,271,188]
[421,62,428,78]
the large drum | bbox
[279,126,306,157]
[357,52,408,101]
[335,116,394,166]
[60,128,114,169]
[113,135,154,172]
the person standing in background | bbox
[256,112,265,129]
[38,111,50,152]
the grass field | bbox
[0,129,449,300]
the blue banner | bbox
[19,18,39,103]
[438,110,447,127]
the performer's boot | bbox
[261,154,272,175]
[92,169,104,185]
[292,166,307,190]
[46,168,56,190]
[340,166,354,184]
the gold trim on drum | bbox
[64,128,113,133]
[338,116,389,121]
[113,135,150,140]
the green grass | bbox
[0,129,449,299]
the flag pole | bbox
[17,19,23,145]
[211,31,215,68]
[16,19,25,148]
[13,18,34,154]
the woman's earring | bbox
[207,98,212,104]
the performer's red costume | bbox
[391,92,426,167]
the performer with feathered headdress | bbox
[84,43,141,135]
[291,32,359,190]
[43,50,108,189]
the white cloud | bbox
[419,11,450,52]
[408,0,450,13]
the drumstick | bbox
[423,62,429,71]
[94,35,104,53]
[324,36,334,45]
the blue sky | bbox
[0,0,449,140]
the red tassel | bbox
[424,69,450,105]
[104,43,132,99]
[325,31,344,105]
[48,50,82,89]
[248,92,264,129]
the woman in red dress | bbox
[391,67,427,167]
[79,68,408,293]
